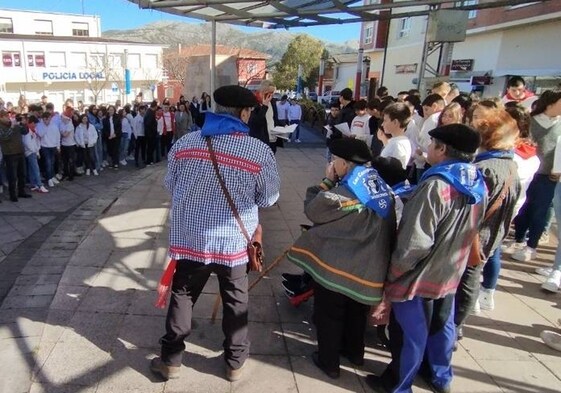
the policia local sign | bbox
[31,71,106,81]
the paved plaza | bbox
[1,134,561,392]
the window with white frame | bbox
[144,53,158,69]
[70,52,87,68]
[49,52,66,67]
[0,17,13,33]
[72,22,89,37]
[2,51,21,67]
[127,53,141,69]
[90,53,106,69]
[34,19,53,35]
[27,52,46,67]
[108,53,122,68]
[364,26,373,45]
[398,17,411,38]
[464,0,478,19]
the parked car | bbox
[319,90,340,106]
[308,91,318,102]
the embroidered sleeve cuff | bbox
[320,178,335,190]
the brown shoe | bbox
[226,363,245,382]
[150,357,180,380]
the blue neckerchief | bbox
[420,160,486,204]
[474,150,514,163]
[392,180,415,199]
[200,112,249,136]
[341,165,394,219]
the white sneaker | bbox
[55,173,63,181]
[479,287,495,311]
[536,267,553,277]
[102,160,108,167]
[93,170,99,176]
[539,232,550,246]
[120,159,127,166]
[542,270,561,293]
[295,139,301,143]
[502,241,525,254]
[52,177,60,185]
[86,169,91,176]
[472,298,481,315]
[540,330,561,352]
[48,179,55,187]
[76,167,84,175]
[38,186,49,193]
[511,246,537,262]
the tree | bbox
[163,48,192,90]
[85,55,110,104]
[273,35,324,90]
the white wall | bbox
[333,63,357,92]
[1,9,101,37]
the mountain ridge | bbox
[102,21,359,64]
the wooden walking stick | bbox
[210,249,289,324]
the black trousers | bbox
[5,153,26,198]
[313,282,369,371]
[134,136,146,166]
[160,260,249,369]
[61,145,76,179]
[106,137,120,166]
[454,263,483,329]
[145,136,156,164]
[161,133,173,158]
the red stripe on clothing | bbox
[169,245,247,262]
[175,148,261,174]
[386,279,460,299]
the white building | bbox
[0,9,165,109]
[359,1,561,97]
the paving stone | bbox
[163,352,231,393]
[59,266,101,286]
[21,265,66,276]
[280,322,317,356]
[50,286,90,311]
[0,348,35,393]
[77,287,134,314]
[60,311,124,352]
[248,322,287,355]
[127,290,167,317]
[459,325,533,361]
[35,341,112,387]
[118,314,164,350]
[95,347,164,393]
[9,284,58,297]
[0,309,48,339]
[91,267,152,290]
[14,274,61,287]
[1,295,54,309]
[476,359,561,393]
[67,248,112,267]
[231,355,297,393]
[28,382,97,393]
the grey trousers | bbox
[160,260,249,369]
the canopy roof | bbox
[130,0,545,29]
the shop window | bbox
[27,52,46,67]
[72,22,89,37]
[35,19,53,36]
[2,51,21,67]
[0,17,13,33]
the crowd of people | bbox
[0,92,218,203]
[149,77,561,389]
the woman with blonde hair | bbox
[455,108,521,338]
[438,102,463,126]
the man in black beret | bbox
[151,85,280,382]
[366,123,488,393]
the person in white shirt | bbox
[350,99,371,144]
[276,95,290,126]
[133,105,147,167]
[75,114,99,176]
[36,112,61,187]
[414,94,445,181]
[288,99,303,142]
[380,102,413,170]
[119,107,133,166]
[22,115,48,193]
[59,113,76,181]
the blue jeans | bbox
[290,120,300,140]
[119,133,130,161]
[552,183,561,272]
[383,295,455,393]
[41,147,56,181]
[482,248,501,290]
[26,153,42,187]
[514,174,557,248]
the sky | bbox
[0,0,361,43]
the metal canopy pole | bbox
[210,19,216,109]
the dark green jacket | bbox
[0,121,25,155]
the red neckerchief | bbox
[504,90,535,102]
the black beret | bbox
[371,156,407,186]
[328,138,372,164]
[429,124,481,154]
[213,85,258,108]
